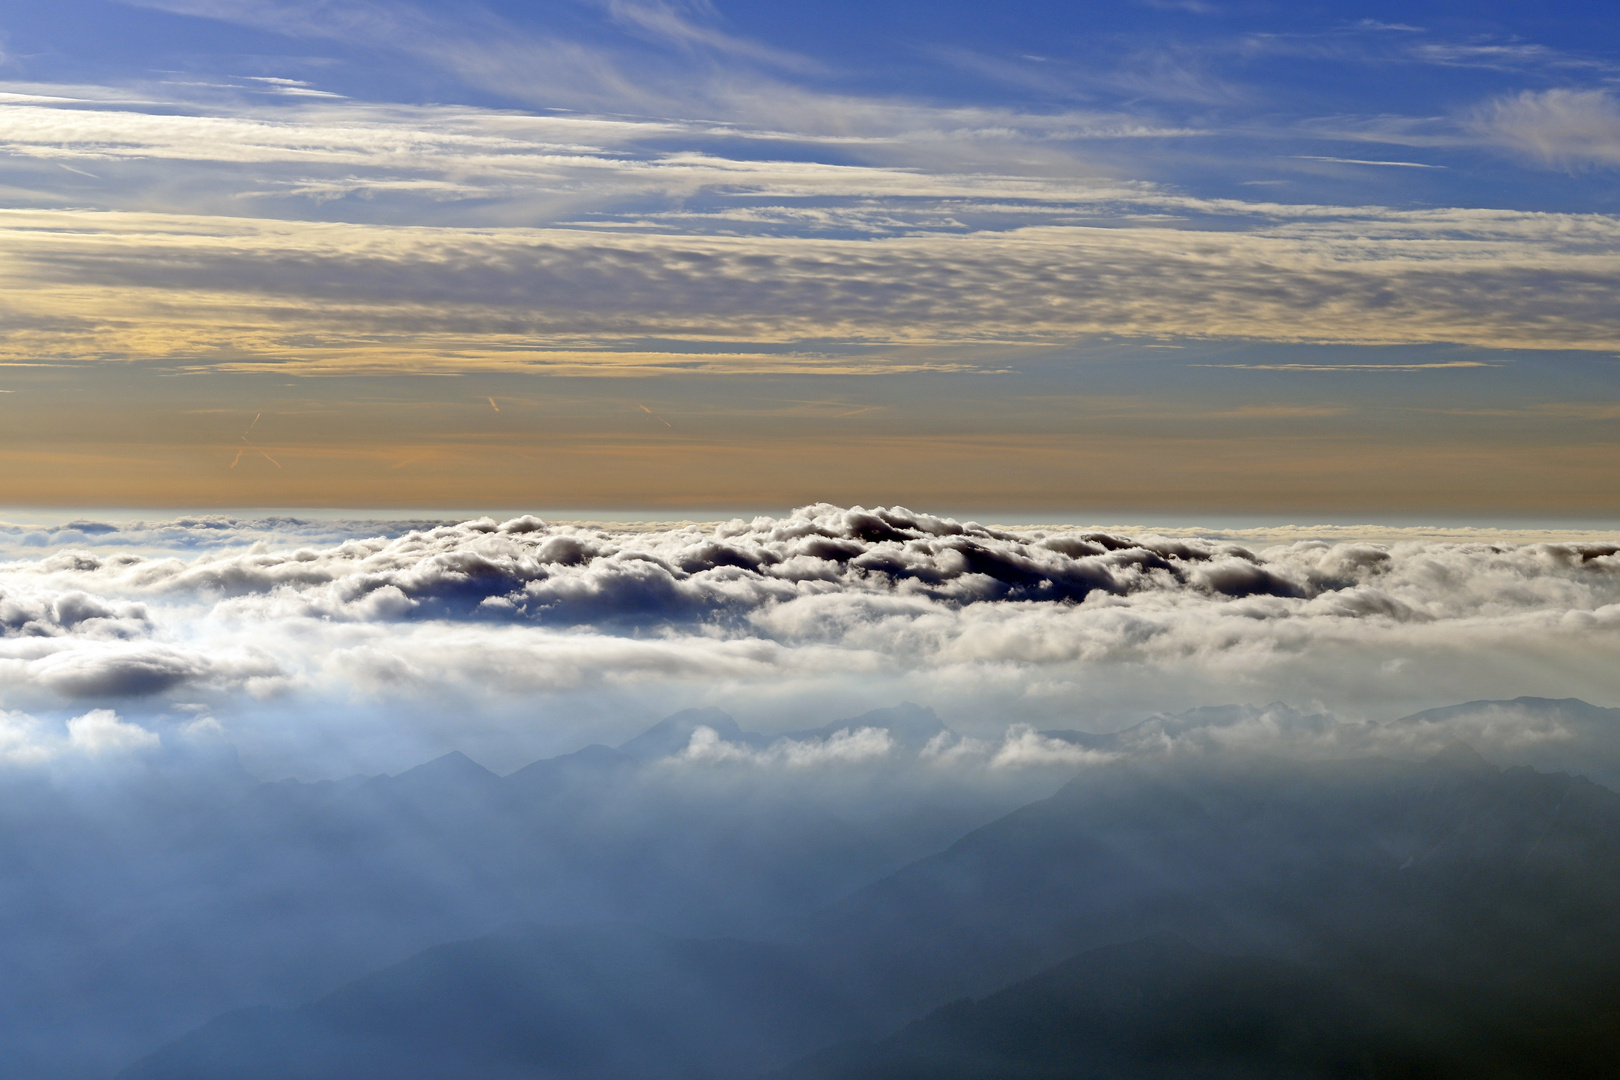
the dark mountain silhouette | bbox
[4,702,1033,1080]
[123,727,1620,1080]
[793,741,1620,1021]
[778,932,1620,1080]
[122,924,862,1080]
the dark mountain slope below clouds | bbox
[794,743,1620,1021]
[779,932,1620,1080]
[2,704,1031,1080]
[125,738,1620,1080]
[121,924,862,1080]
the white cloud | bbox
[1,507,1618,774]
[0,706,159,765]
[1471,88,1620,169]
[0,709,54,766]
[603,0,821,72]
[675,724,895,767]
[66,708,161,754]
[988,725,1117,768]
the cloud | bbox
[0,709,55,765]
[8,509,1620,679]
[1292,155,1442,169]
[987,725,1118,768]
[602,0,820,72]
[5,199,1620,373]
[30,647,212,697]
[66,708,161,753]
[0,706,159,765]
[12,505,1436,623]
[1,586,152,638]
[674,724,895,767]
[122,0,782,113]
[5,70,1620,371]
[1,506,1618,774]
[1470,89,1620,169]
[0,514,455,561]
[1414,41,1613,74]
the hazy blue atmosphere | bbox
[4,0,1620,1076]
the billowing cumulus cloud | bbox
[0,506,1617,775]
[0,586,151,639]
[65,707,162,754]
[0,705,160,765]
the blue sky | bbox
[0,1,1617,511]
[11,0,1618,207]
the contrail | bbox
[488,397,500,412]
[638,403,672,427]
[233,412,280,467]
[242,434,281,468]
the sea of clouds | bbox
[2,504,1618,777]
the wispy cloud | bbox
[1292,155,1443,168]
[601,0,823,73]
[4,194,1620,374]
[1469,88,1620,169]
[1197,362,1496,372]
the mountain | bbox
[123,738,1620,1080]
[791,743,1620,1021]
[33,697,1620,1080]
[618,706,761,759]
[619,702,952,758]
[1392,697,1620,787]
[779,703,949,751]
[3,703,1029,1080]
[778,932,1620,1080]
[120,924,864,1080]
[127,932,1273,1080]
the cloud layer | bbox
[1,506,1617,774]
[5,76,1620,372]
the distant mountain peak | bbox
[1395,697,1608,725]
[393,750,499,785]
[618,707,752,759]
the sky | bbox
[0,0,1618,512]
[7,12,1620,1076]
